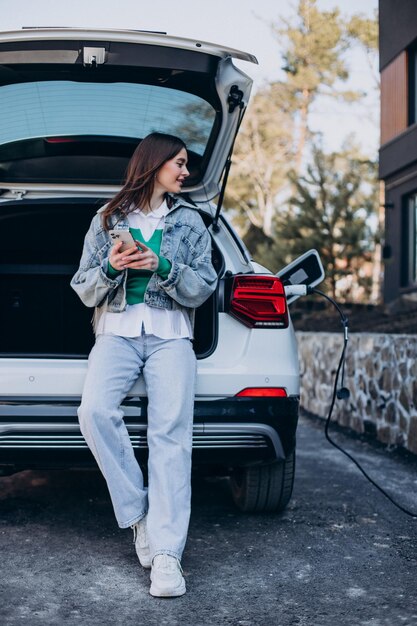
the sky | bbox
[2,0,379,155]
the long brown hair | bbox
[102,132,187,230]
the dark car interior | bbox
[0,136,205,187]
[0,199,222,359]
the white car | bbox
[0,28,322,512]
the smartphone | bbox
[108,229,137,252]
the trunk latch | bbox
[228,85,244,113]
[10,189,27,200]
[83,47,106,67]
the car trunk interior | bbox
[0,198,220,359]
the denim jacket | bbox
[70,195,218,335]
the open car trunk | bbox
[0,198,220,359]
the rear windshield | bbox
[0,81,216,184]
[0,80,215,153]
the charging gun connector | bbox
[284,284,311,297]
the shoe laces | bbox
[153,554,183,574]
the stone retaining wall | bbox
[296,332,417,454]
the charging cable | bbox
[290,284,417,519]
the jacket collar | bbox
[166,193,199,211]
[97,193,198,214]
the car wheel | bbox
[229,450,295,513]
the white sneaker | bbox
[131,517,152,569]
[149,554,186,597]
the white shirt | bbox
[96,200,191,339]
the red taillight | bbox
[236,387,288,397]
[45,137,77,143]
[229,275,288,328]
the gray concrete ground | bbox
[1,413,417,626]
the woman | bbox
[71,132,218,597]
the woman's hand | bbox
[109,241,134,272]
[109,240,159,272]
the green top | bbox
[107,227,172,305]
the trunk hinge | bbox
[83,47,106,67]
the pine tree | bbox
[224,0,380,300]
[279,141,379,299]
[226,0,369,241]
[275,0,361,172]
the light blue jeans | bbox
[78,332,197,561]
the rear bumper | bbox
[0,396,299,471]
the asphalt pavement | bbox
[1,413,417,626]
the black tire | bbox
[229,450,296,513]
